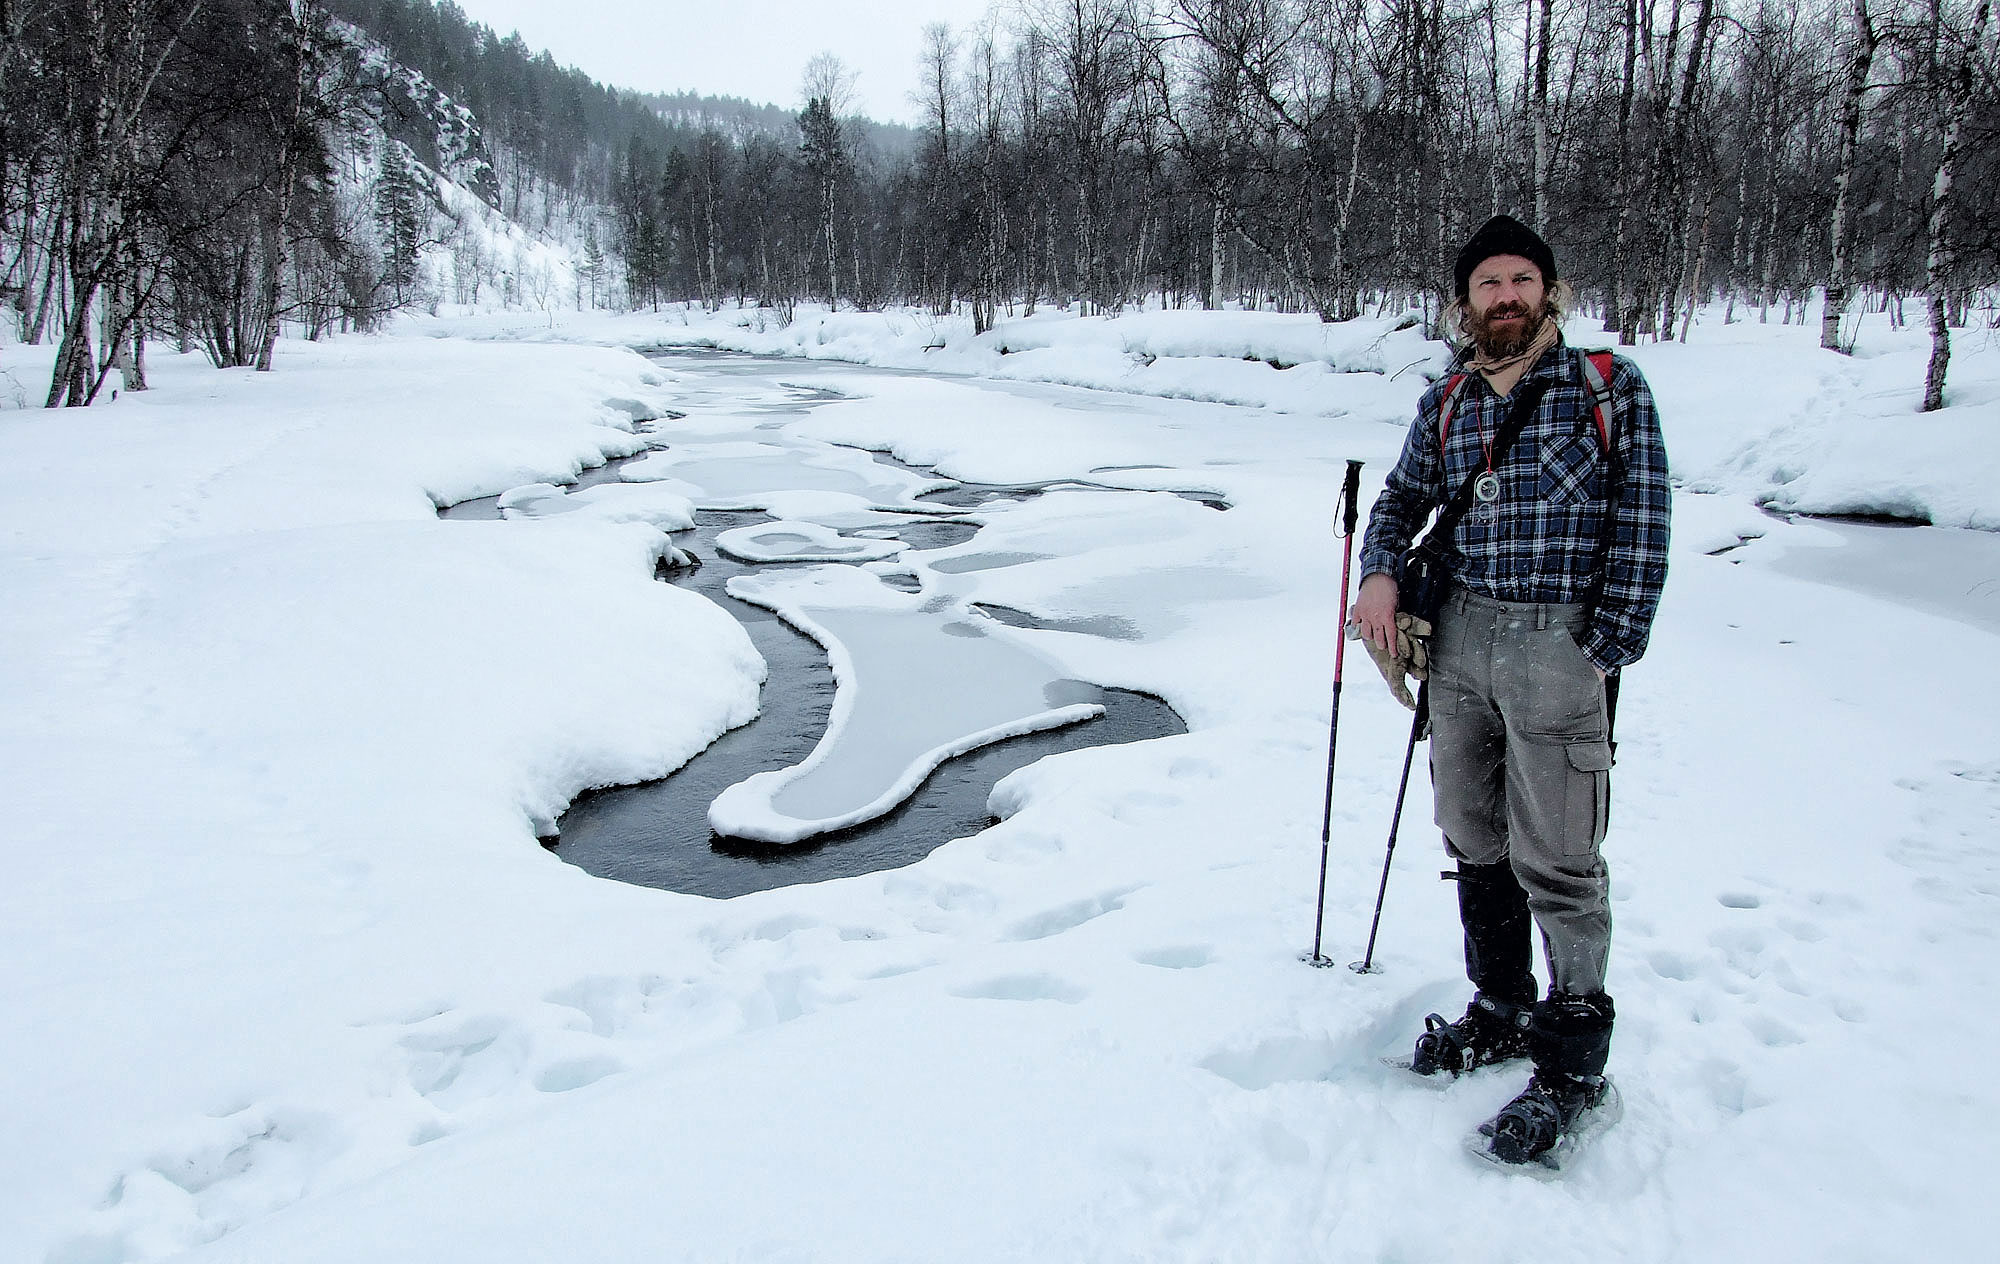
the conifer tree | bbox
[375,139,428,304]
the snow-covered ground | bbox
[3,303,1997,1263]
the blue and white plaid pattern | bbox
[1361,342,1672,672]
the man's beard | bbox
[1468,299,1550,359]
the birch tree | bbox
[798,53,856,309]
[254,1,335,371]
[1041,0,1143,314]
[915,22,959,313]
[1821,0,1881,351]
[1921,0,1992,410]
[966,20,1011,332]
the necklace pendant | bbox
[1474,470,1501,504]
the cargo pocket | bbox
[1563,740,1614,854]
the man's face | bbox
[1465,254,1548,357]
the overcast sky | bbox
[446,1,1008,125]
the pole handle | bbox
[1335,459,1364,537]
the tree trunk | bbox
[822,189,839,308]
[104,250,136,390]
[1822,0,1879,353]
[1609,0,1639,339]
[48,190,101,408]
[257,3,319,372]
[1727,153,1749,322]
[1207,200,1224,310]
[705,180,720,311]
[1922,0,1990,410]
[48,272,94,408]
[1532,0,1553,226]
[1332,124,1364,321]
[1679,179,1716,341]
[27,240,59,344]
[1128,211,1152,313]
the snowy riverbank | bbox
[420,297,2000,529]
[3,311,1997,1262]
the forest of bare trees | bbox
[614,0,1996,408]
[0,0,709,406]
[1,0,366,406]
[5,0,1995,411]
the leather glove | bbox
[1399,612,1432,680]
[1348,612,1433,711]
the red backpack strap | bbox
[1435,372,1472,451]
[1578,349,1616,451]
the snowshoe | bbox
[1472,1071,1616,1168]
[1407,993,1532,1077]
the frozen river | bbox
[449,352,1197,896]
[1760,514,2000,636]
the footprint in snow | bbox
[1134,944,1215,970]
[535,1055,626,1094]
[1002,886,1140,942]
[982,829,1066,864]
[1199,1035,1340,1091]
[542,974,676,1039]
[951,973,1088,1004]
[398,1014,522,1109]
[53,1107,345,1264]
[1646,949,1700,982]
[1110,790,1183,825]
[748,912,820,942]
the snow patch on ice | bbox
[708,566,1105,844]
[497,479,697,531]
[715,519,903,564]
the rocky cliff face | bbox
[340,21,501,210]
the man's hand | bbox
[1348,592,1432,711]
[1353,573,1401,654]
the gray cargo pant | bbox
[1428,585,1614,997]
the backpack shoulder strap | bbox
[1435,372,1472,450]
[1577,349,1617,451]
[1439,352,1615,453]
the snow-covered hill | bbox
[321,17,602,321]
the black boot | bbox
[1454,858,1537,1009]
[1485,992,1615,1164]
[1410,992,1532,1076]
[1411,858,1539,1077]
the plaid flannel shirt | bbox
[1360,340,1672,672]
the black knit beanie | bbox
[1453,215,1557,300]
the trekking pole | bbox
[1352,680,1428,974]
[1307,459,1365,968]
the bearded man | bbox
[1352,215,1671,1162]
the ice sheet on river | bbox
[707,564,1104,844]
[715,519,904,563]
[620,437,953,510]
